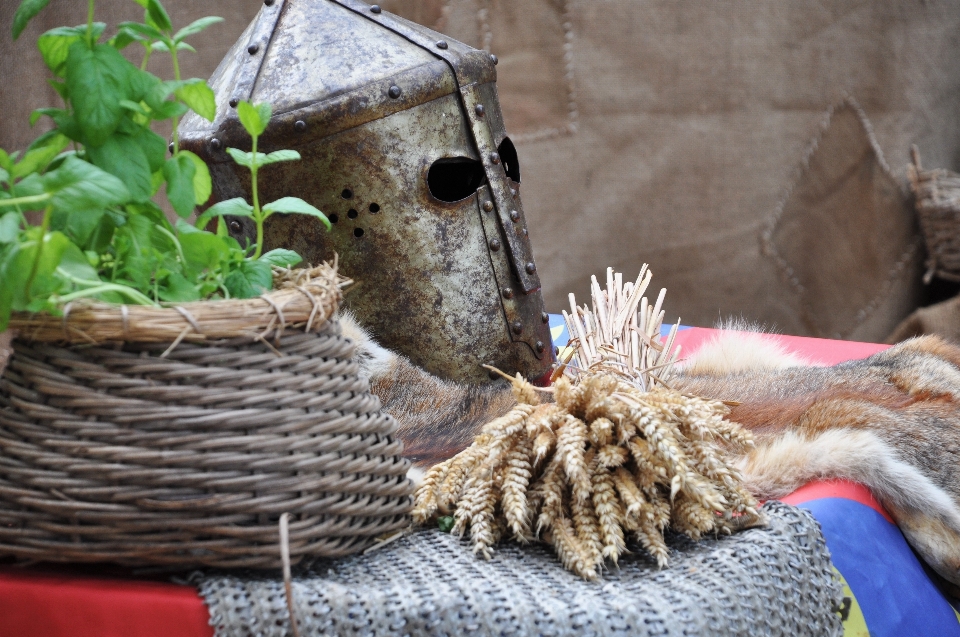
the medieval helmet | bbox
[179,0,555,384]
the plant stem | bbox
[141,44,153,71]
[156,225,186,265]
[55,282,160,306]
[86,0,96,46]
[0,193,52,208]
[170,44,181,153]
[251,134,263,259]
[24,204,54,302]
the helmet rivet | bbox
[295,120,306,132]
[541,312,549,323]
[489,152,500,165]
[490,54,499,65]
[502,287,514,299]
[229,98,239,108]
[436,40,448,49]
[247,43,260,55]
[388,85,402,99]
[489,238,501,251]
[370,4,381,13]
[509,210,520,222]
[482,201,494,212]
[264,0,275,5]
[475,104,485,117]
[210,138,222,150]
[167,142,174,154]
[525,262,536,274]
[536,341,545,353]
[512,321,523,334]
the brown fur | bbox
[345,311,960,585]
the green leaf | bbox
[260,149,301,166]
[174,16,224,42]
[117,22,163,41]
[225,147,255,168]
[437,516,454,533]
[42,156,131,212]
[47,78,68,100]
[38,24,105,75]
[65,43,133,147]
[12,133,69,178]
[236,101,271,137]
[180,150,212,205]
[152,40,196,53]
[57,241,100,282]
[109,27,141,50]
[0,212,20,243]
[12,0,51,40]
[260,248,302,268]
[0,149,13,173]
[175,218,201,235]
[133,128,168,173]
[128,67,161,102]
[143,0,173,33]
[194,197,254,229]
[10,230,71,310]
[175,80,216,122]
[162,154,197,218]
[85,133,154,202]
[262,196,330,229]
[157,271,200,302]
[179,231,230,272]
[224,259,272,298]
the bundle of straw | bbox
[413,267,764,580]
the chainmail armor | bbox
[198,501,842,637]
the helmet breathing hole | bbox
[347,209,358,219]
[498,137,520,183]
[354,228,364,238]
[427,157,486,203]
[341,188,353,199]
[328,213,339,224]
[369,203,380,213]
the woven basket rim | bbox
[7,262,349,345]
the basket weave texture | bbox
[0,266,413,568]
[910,147,960,283]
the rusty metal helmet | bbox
[180,0,554,384]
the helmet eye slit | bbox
[427,157,486,203]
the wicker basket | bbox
[0,265,413,568]
[910,146,960,283]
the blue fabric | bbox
[547,314,689,348]
[799,497,960,636]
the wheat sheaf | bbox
[413,266,765,580]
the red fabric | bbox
[780,479,894,523]
[0,570,213,637]
[670,327,890,366]
[0,327,894,636]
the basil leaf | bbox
[179,150,211,205]
[225,147,254,168]
[260,149,301,166]
[41,156,131,212]
[262,196,330,229]
[175,79,216,122]
[85,132,153,202]
[194,197,254,229]
[157,271,200,302]
[65,43,133,147]
[38,24,105,75]
[0,212,20,243]
[224,259,272,298]
[12,132,69,178]
[12,0,51,40]
[174,16,223,43]
[162,154,197,218]
[143,0,173,33]
[260,248,302,268]
[180,231,231,273]
[56,241,100,282]
[236,101,270,137]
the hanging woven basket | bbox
[0,264,413,568]
[909,146,960,283]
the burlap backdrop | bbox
[5,0,960,341]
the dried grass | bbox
[414,267,765,580]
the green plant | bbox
[0,0,328,331]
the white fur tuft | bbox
[337,311,396,381]
[741,429,960,530]
[682,324,813,375]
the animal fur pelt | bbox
[342,313,960,586]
